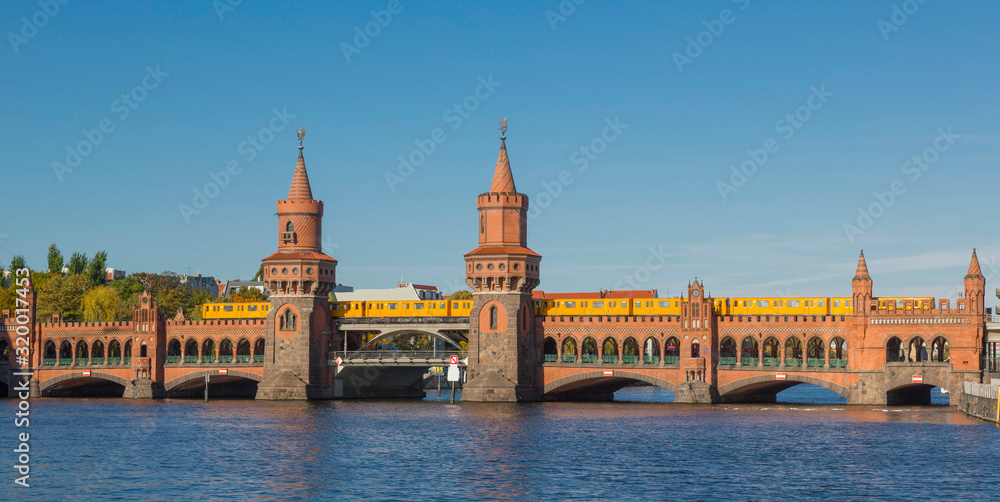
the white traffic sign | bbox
[447,366,460,382]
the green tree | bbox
[35,274,65,322]
[253,263,264,281]
[87,250,108,285]
[448,290,473,300]
[83,286,124,321]
[110,276,144,318]
[187,289,214,320]
[59,274,93,321]
[47,244,64,274]
[68,252,88,275]
[219,287,268,303]
[10,255,27,274]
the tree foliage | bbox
[47,244,64,274]
[217,287,268,303]
[68,252,88,276]
[448,290,473,300]
[10,255,27,274]
[83,286,126,321]
[87,250,108,286]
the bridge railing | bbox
[335,350,466,363]
[963,381,999,399]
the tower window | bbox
[490,306,498,331]
[286,221,294,233]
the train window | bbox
[757,300,769,308]
[636,301,642,308]
[414,304,423,309]
[565,301,576,308]
[593,301,604,308]
[388,303,398,310]
[452,303,458,308]
[818,300,824,307]
[896,301,904,308]
[658,301,670,308]
[787,300,800,307]
[224,306,234,312]
[833,300,840,307]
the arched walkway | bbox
[542,370,683,401]
[164,370,263,398]
[39,372,131,397]
[358,330,465,351]
[718,374,849,403]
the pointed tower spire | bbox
[288,128,313,200]
[490,117,516,193]
[853,250,870,281]
[966,248,983,278]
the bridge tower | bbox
[849,251,874,372]
[462,121,542,402]
[965,249,986,314]
[256,130,338,400]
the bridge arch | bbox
[164,369,263,392]
[542,369,684,400]
[39,371,131,396]
[358,329,466,351]
[718,374,849,403]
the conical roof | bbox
[853,251,870,281]
[490,138,516,193]
[967,249,983,278]
[288,147,313,200]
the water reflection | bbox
[4,392,999,501]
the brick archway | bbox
[542,370,684,397]
[39,371,132,394]
[163,369,263,392]
[718,374,849,400]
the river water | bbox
[3,386,998,501]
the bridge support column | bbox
[674,382,719,404]
[124,378,164,399]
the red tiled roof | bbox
[465,246,540,257]
[262,251,337,262]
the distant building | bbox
[533,289,658,299]
[222,280,269,298]
[178,273,218,298]
[331,282,442,302]
[105,268,126,282]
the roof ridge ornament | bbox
[498,117,507,140]
[297,128,305,149]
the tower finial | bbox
[498,117,507,140]
[297,128,305,149]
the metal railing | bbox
[784,358,802,367]
[201,356,216,363]
[622,355,638,364]
[219,355,234,363]
[123,357,131,364]
[963,381,999,399]
[741,358,758,366]
[807,358,824,367]
[663,356,680,365]
[602,355,618,364]
[253,355,264,363]
[43,358,56,366]
[166,356,180,363]
[544,354,558,362]
[336,351,465,362]
[829,358,848,368]
[719,357,737,366]
[762,357,780,367]
[235,355,252,363]
[107,357,121,365]
[562,354,577,363]
[581,354,598,363]
[643,356,659,364]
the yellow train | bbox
[201,295,935,320]
[330,300,473,318]
[201,302,270,319]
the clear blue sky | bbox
[2,1,998,307]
